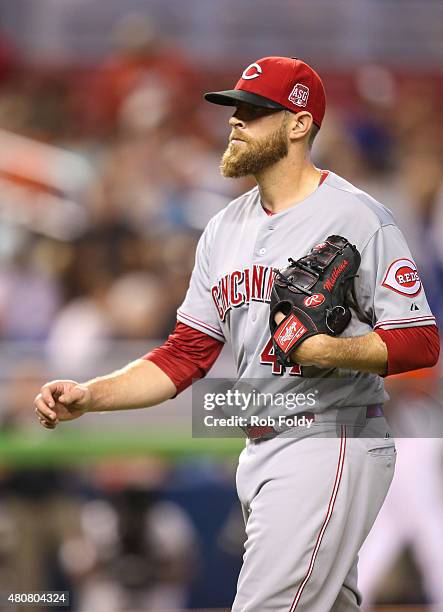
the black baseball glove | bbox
[269,235,361,368]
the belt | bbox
[244,403,384,442]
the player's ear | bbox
[288,112,313,143]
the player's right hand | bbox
[34,380,92,429]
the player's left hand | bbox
[274,311,329,366]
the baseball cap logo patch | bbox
[288,83,309,107]
[241,62,263,80]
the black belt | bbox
[244,404,384,442]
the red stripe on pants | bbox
[289,426,347,611]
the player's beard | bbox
[220,116,289,178]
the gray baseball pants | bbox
[232,420,396,611]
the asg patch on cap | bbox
[288,83,310,108]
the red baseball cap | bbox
[204,56,326,128]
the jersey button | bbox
[251,313,257,322]
[259,247,266,255]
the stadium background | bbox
[0,1,442,610]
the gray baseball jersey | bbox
[178,170,436,415]
[178,170,435,610]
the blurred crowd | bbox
[0,12,442,611]
[0,461,196,611]
[0,18,442,361]
[0,455,242,612]
[0,15,248,377]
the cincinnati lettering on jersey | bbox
[324,259,349,292]
[212,265,277,321]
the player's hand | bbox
[274,311,329,366]
[34,380,92,429]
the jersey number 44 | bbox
[260,338,302,376]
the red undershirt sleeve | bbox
[375,325,440,376]
[142,321,440,389]
[141,321,224,394]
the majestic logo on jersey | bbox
[241,62,263,80]
[323,260,349,292]
[288,83,309,107]
[275,313,308,352]
[303,293,325,308]
[382,258,422,297]
[211,265,276,321]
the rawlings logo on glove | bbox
[269,235,361,368]
[275,313,308,352]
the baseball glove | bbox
[269,235,361,368]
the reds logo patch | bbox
[382,258,422,297]
[288,83,309,107]
[275,313,308,352]
[303,293,325,308]
[241,62,263,80]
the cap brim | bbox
[204,89,286,110]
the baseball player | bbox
[34,57,440,611]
